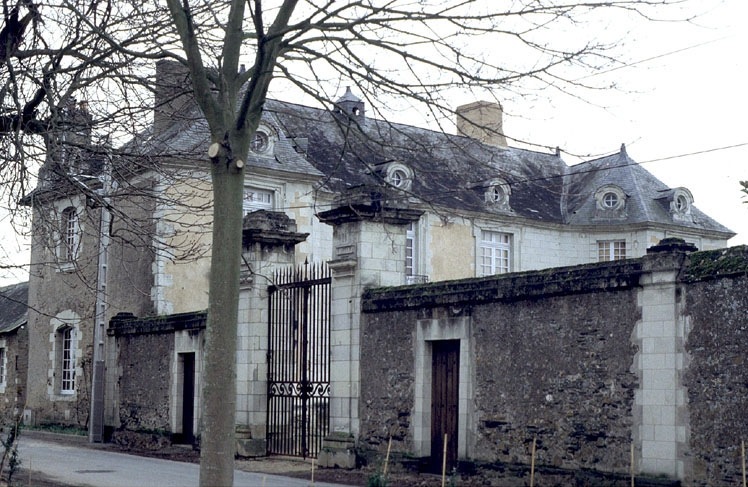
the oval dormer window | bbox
[602,192,619,209]
[674,194,688,212]
[250,131,269,153]
[594,185,626,213]
[489,186,503,202]
[483,178,512,211]
[390,168,407,188]
[385,163,413,190]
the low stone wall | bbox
[107,311,205,446]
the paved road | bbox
[18,436,352,487]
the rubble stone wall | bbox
[360,246,748,485]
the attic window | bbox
[385,163,413,190]
[484,178,511,211]
[250,131,269,153]
[674,194,688,212]
[594,185,626,212]
[390,169,407,188]
[669,188,693,221]
[602,192,619,209]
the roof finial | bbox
[555,146,561,157]
[620,143,627,155]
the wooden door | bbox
[431,340,459,473]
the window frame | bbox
[61,206,80,262]
[478,229,512,276]
[597,240,627,262]
[0,347,6,387]
[602,192,619,209]
[59,326,76,395]
[242,187,274,214]
[405,221,417,277]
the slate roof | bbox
[127,93,733,237]
[564,149,733,234]
[267,99,568,222]
[0,281,28,334]
[265,99,732,235]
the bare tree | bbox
[0,0,692,485]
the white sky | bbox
[503,0,747,246]
[1,0,746,287]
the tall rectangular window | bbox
[0,348,6,386]
[598,240,627,261]
[479,230,511,276]
[406,222,416,277]
[61,207,79,261]
[60,328,76,394]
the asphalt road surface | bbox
[18,436,352,487]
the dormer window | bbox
[593,185,626,220]
[384,163,413,191]
[594,185,626,211]
[250,131,269,152]
[669,187,693,222]
[674,194,689,213]
[483,178,512,211]
[602,192,619,209]
[250,124,276,155]
[390,169,407,188]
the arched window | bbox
[61,207,79,262]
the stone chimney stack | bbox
[154,60,195,135]
[455,100,507,147]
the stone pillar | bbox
[235,210,308,457]
[316,193,422,468]
[633,237,697,480]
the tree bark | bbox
[199,151,245,487]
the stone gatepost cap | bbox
[646,237,698,254]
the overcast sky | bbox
[503,0,747,246]
[0,0,745,287]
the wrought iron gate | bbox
[267,262,331,458]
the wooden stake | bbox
[742,439,746,487]
[442,433,448,487]
[383,437,392,478]
[530,436,536,487]
[630,442,635,487]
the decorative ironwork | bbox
[267,262,331,458]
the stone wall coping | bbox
[108,310,207,336]
[684,245,748,282]
[317,203,423,226]
[362,260,644,313]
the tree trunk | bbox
[199,153,244,487]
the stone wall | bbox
[360,244,748,484]
[682,247,748,486]
[361,260,642,477]
[107,311,205,446]
[0,328,28,421]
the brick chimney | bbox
[154,60,196,135]
[455,100,507,147]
